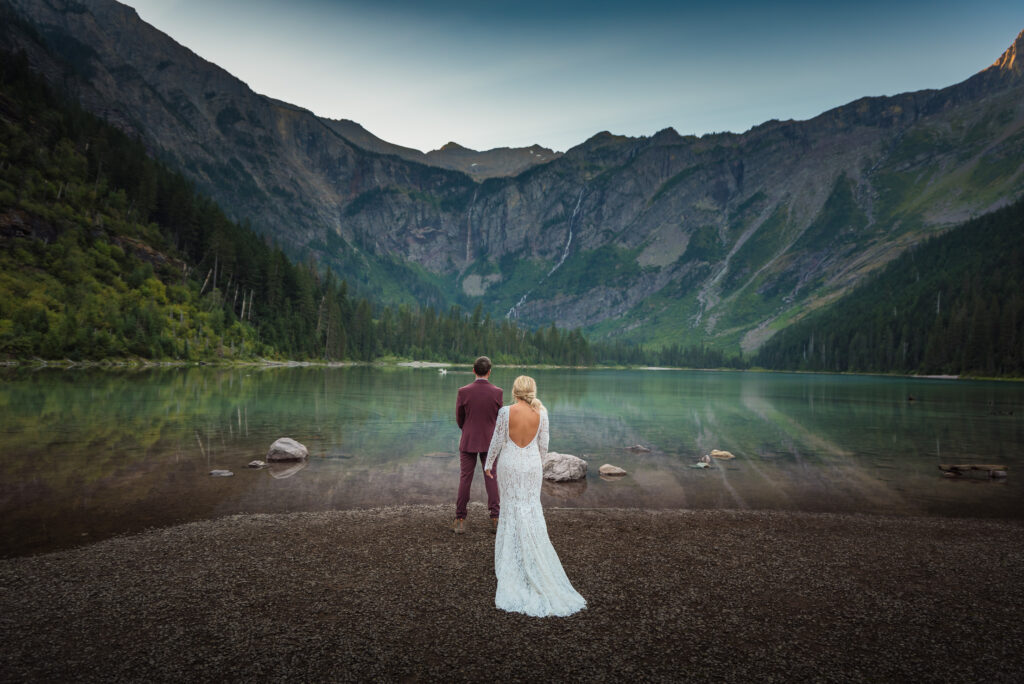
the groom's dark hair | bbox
[473,356,492,376]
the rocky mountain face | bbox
[5,0,1024,351]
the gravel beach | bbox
[2,504,1023,682]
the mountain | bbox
[319,121,562,179]
[4,0,1024,352]
[0,51,596,365]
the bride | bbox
[484,375,586,617]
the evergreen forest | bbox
[754,198,1024,377]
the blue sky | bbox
[127,0,1023,153]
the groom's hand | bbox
[485,469,494,479]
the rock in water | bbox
[599,464,628,476]
[710,449,735,460]
[209,469,233,477]
[268,460,308,480]
[542,478,588,499]
[542,452,588,481]
[267,437,309,462]
[624,445,651,453]
[247,460,265,469]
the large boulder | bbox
[267,437,309,462]
[542,451,588,481]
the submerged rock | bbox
[267,437,308,462]
[624,445,651,453]
[209,469,233,477]
[268,460,308,480]
[599,464,627,476]
[542,478,588,500]
[543,451,588,481]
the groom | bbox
[453,356,502,534]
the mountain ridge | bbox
[3,0,1023,352]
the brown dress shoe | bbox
[490,518,498,534]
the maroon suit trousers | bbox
[455,451,500,519]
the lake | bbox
[1,365,1022,556]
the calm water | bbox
[1,365,1022,556]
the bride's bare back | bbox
[508,402,541,448]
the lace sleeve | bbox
[485,406,508,471]
[538,409,549,460]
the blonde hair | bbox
[512,375,544,412]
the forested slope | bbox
[0,51,600,365]
[754,198,1024,377]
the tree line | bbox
[754,196,1024,377]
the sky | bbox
[126,0,1024,153]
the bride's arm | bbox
[538,409,549,460]
[484,407,506,477]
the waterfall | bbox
[465,188,478,263]
[507,187,585,319]
[547,187,584,277]
[506,291,531,319]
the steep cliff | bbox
[5,0,1023,351]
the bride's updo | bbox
[512,375,544,412]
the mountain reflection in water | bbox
[1,366,1021,556]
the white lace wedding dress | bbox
[485,406,586,617]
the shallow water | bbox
[1,365,1022,556]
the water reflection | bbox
[0,366,1022,556]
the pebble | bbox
[2,505,1022,682]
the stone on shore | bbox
[542,451,588,481]
[599,464,627,476]
[267,437,308,462]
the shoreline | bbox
[2,505,1022,681]
[7,357,1024,382]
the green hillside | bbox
[0,51,594,365]
[754,198,1024,377]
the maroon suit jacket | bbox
[456,378,503,453]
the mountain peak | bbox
[990,28,1024,75]
[438,141,470,153]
